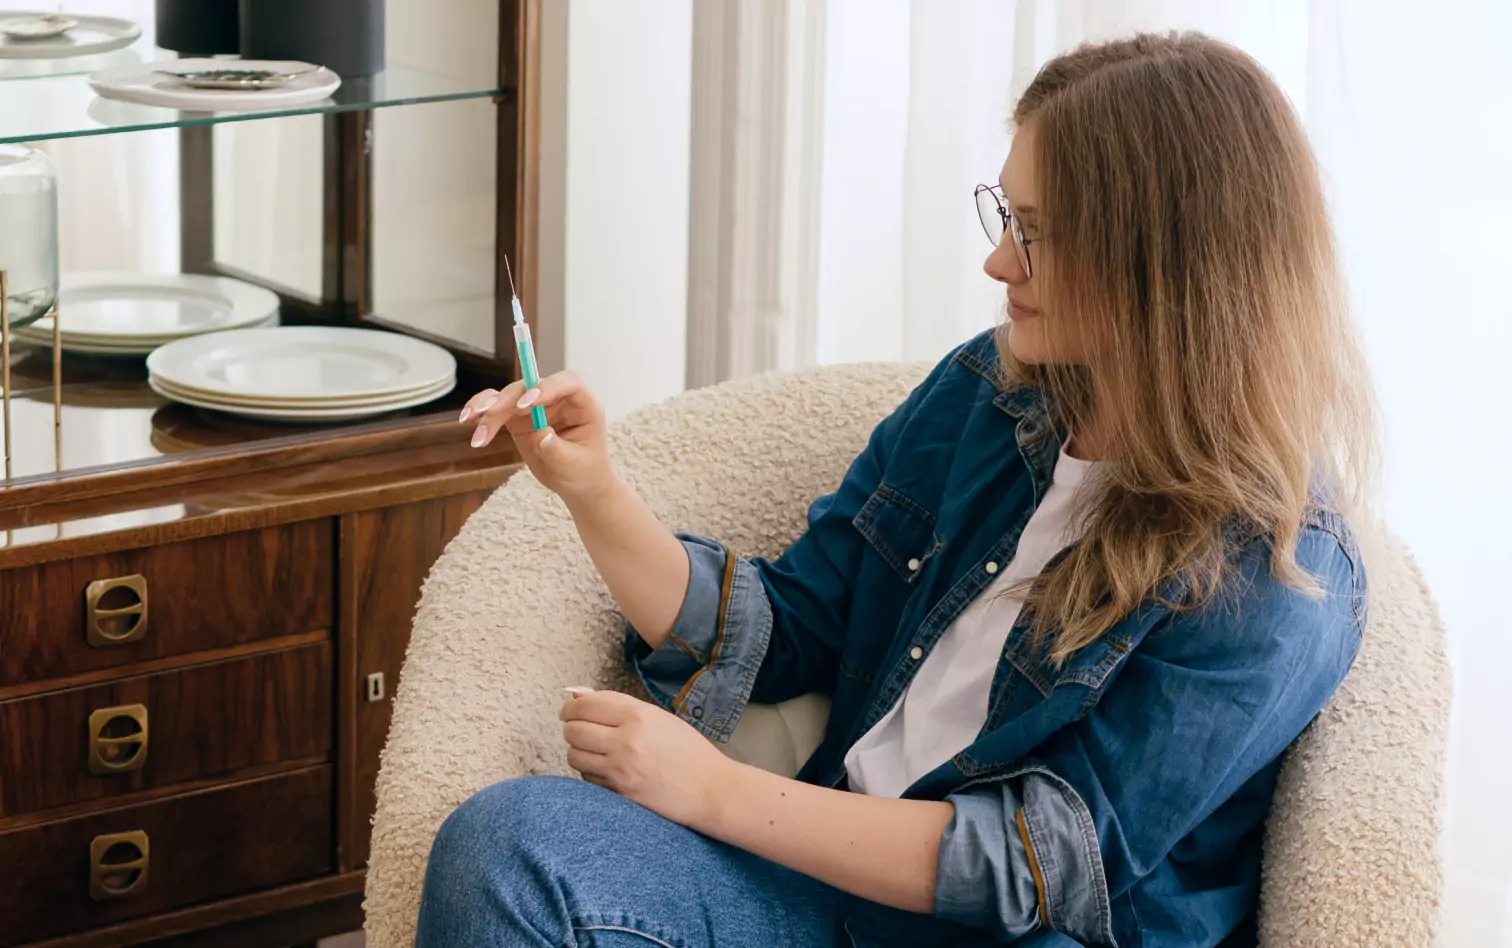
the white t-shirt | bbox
[844,443,1100,797]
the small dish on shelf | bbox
[153,64,319,90]
[0,11,138,59]
[0,13,77,41]
[88,58,340,111]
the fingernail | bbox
[564,686,595,697]
[471,425,488,448]
[539,429,556,448]
[458,407,471,423]
[478,394,498,411]
[517,388,540,409]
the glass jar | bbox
[0,144,59,328]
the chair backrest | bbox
[1257,524,1449,946]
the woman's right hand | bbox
[459,371,616,505]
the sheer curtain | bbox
[814,1,1512,943]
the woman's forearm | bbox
[564,476,689,648]
[695,761,954,913]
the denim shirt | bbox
[626,330,1366,948]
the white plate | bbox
[88,58,340,112]
[150,372,454,409]
[13,315,279,356]
[148,326,457,401]
[17,273,281,342]
[0,12,138,59]
[148,374,456,422]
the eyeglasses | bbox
[974,183,1040,280]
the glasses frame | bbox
[974,183,1039,280]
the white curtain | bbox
[814,1,1512,943]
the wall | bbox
[813,0,909,365]
[555,0,693,417]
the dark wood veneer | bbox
[0,643,332,819]
[0,523,332,686]
[338,492,494,870]
[24,875,365,948]
[0,767,333,947]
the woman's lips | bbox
[1009,299,1040,319]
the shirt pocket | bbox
[1002,626,1134,717]
[852,483,944,585]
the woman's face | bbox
[984,121,1088,365]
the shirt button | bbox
[909,646,924,660]
[907,557,922,572]
[985,561,1000,575]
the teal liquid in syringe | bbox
[505,257,548,431]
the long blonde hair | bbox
[1006,32,1378,662]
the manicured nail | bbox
[564,686,595,697]
[539,429,556,448]
[517,388,540,409]
[458,406,471,423]
[470,425,488,448]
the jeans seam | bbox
[573,923,679,948]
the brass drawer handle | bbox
[87,704,149,776]
[84,574,149,647]
[89,830,149,901]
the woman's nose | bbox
[983,238,1027,285]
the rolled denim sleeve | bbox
[625,533,773,742]
[937,767,1114,947]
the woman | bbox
[420,31,1374,948]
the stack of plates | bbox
[13,273,280,356]
[147,326,457,423]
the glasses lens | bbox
[975,187,1005,246]
[1009,212,1032,279]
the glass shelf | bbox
[0,64,508,144]
[0,42,152,83]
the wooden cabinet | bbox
[341,495,493,869]
[0,522,333,688]
[0,0,544,941]
[0,767,334,946]
[0,420,518,946]
[0,641,332,818]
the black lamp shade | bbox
[155,0,239,55]
[239,0,386,78]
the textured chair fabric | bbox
[365,363,1449,948]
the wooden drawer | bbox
[0,521,332,688]
[0,765,333,946]
[0,642,332,819]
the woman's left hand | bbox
[560,689,734,828]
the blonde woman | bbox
[422,31,1375,948]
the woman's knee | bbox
[428,775,584,875]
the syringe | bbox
[504,256,549,431]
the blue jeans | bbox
[415,776,845,947]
